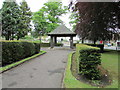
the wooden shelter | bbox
[48,25,76,49]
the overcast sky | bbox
[0,0,72,29]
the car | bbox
[107,43,111,47]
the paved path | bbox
[2,47,73,88]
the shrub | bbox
[21,35,34,40]
[2,42,24,66]
[21,42,36,57]
[74,43,104,52]
[40,43,63,47]
[79,48,101,80]
[85,44,104,52]
[75,44,95,65]
[34,43,40,53]
[55,43,63,47]
[2,41,40,66]
[41,43,50,47]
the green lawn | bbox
[63,50,119,88]
[101,50,119,88]
[63,52,97,88]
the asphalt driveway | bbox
[2,47,73,88]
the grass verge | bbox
[0,50,46,73]
[101,50,119,88]
[63,52,96,88]
[63,50,119,88]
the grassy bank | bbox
[63,45,118,88]
[63,52,96,88]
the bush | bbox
[79,47,101,80]
[76,44,101,80]
[34,43,40,53]
[2,42,24,66]
[2,41,40,66]
[85,44,104,52]
[55,43,63,47]
[21,42,36,57]
[73,43,79,47]
[40,43,63,47]
[21,35,34,40]
[41,43,50,47]
[74,43,104,52]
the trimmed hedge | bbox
[55,43,63,47]
[74,43,104,52]
[41,43,50,47]
[85,43,104,52]
[0,51,46,72]
[79,49,101,80]
[76,44,101,80]
[73,43,78,47]
[2,41,40,66]
[41,43,63,47]
[34,43,40,53]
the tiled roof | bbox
[48,25,76,35]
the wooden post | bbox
[50,36,54,48]
[70,36,73,49]
[54,36,57,44]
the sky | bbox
[0,0,72,29]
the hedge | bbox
[2,41,40,66]
[54,43,63,47]
[40,43,63,47]
[76,44,101,80]
[41,43,50,47]
[75,44,99,63]
[0,50,46,72]
[79,48,101,80]
[74,43,104,52]
[85,43,104,52]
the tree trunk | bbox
[5,35,9,40]
[103,41,105,44]
[11,34,14,40]
[82,38,84,44]
[17,36,20,40]
[54,37,57,44]
[93,40,96,44]
[5,36,9,40]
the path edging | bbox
[61,52,74,88]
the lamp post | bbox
[39,31,42,51]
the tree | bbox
[1,0,32,40]
[32,2,68,37]
[16,0,32,40]
[1,0,21,40]
[70,2,120,44]
[69,12,79,31]
[32,9,48,37]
